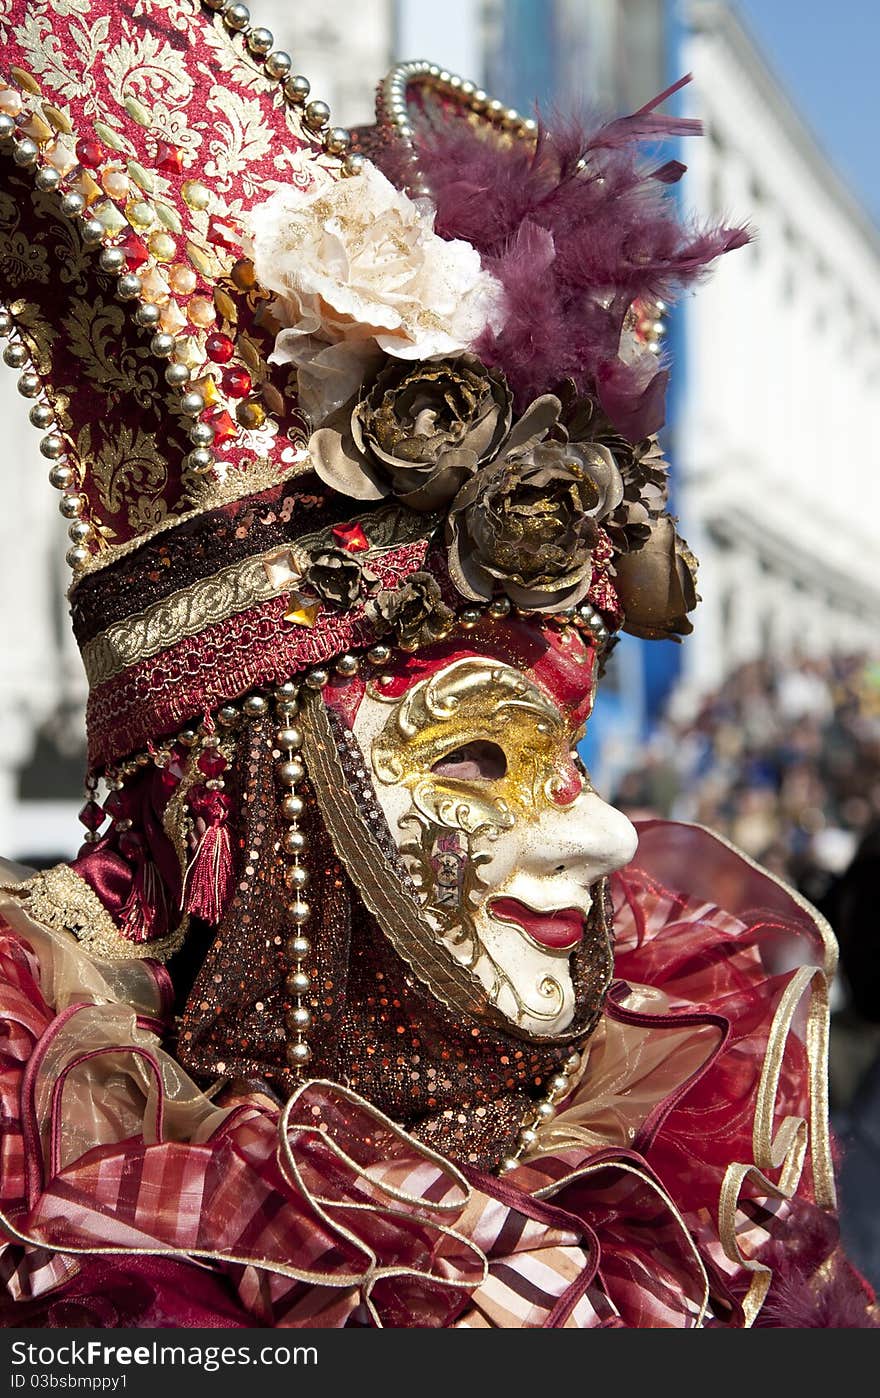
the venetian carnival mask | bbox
[349,620,638,1038]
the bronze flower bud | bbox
[366,572,455,650]
[309,355,513,512]
[614,515,699,640]
[306,547,373,609]
[447,395,624,612]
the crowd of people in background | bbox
[610,651,880,1283]
[612,651,880,911]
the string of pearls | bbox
[377,61,538,199]
[498,1047,583,1175]
[0,304,93,569]
[201,0,363,177]
[270,681,314,1074]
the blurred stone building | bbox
[676,0,880,701]
[1,0,877,857]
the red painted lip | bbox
[490,898,585,950]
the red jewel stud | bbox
[75,137,107,169]
[222,365,252,398]
[197,749,228,779]
[205,407,238,445]
[155,141,184,175]
[78,800,105,831]
[207,216,240,252]
[332,521,370,553]
[205,332,235,364]
[119,232,150,270]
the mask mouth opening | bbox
[488,896,587,952]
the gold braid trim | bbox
[80,505,436,687]
[81,546,295,687]
[0,864,189,963]
[301,689,492,1027]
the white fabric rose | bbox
[246,161,506,425]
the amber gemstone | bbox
[149,231,177,262]
[231,258,257,290]
[101,168,130,200]
[181,179,211,211]
[284,597,320,628]
[205,331,235,364]
[75,137,106,168]
[187,295,216,328]
[168,263,198,296]
[236,400,265,430]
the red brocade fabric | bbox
[0,823,871,1328]
[0,0,319,545]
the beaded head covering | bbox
[0,1,747,1165]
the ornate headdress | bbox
[1,1,747,1166]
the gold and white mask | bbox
[351,626,638,1038]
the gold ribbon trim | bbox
[717,963,834,1327]
[81,549,283,686]
[301,690,494,1026]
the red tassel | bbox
[182,788,235,925]
[120,855,169,944]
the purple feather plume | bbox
[380,75,750,440]
[751,1197,877,1328]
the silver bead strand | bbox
[0,307,97,557]
[1,66,224,496]
[275,685,313,1073]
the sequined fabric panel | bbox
[176,710,609,1169]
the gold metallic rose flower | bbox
[446,395,624,612]
[309,355,513,512]
[306,547,377,609]
[613,515,699,640]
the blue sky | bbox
[734,0,880,225]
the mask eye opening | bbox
[431,740,508,781]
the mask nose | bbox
[540,792,638,883]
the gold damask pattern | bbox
[4,163,184,540]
